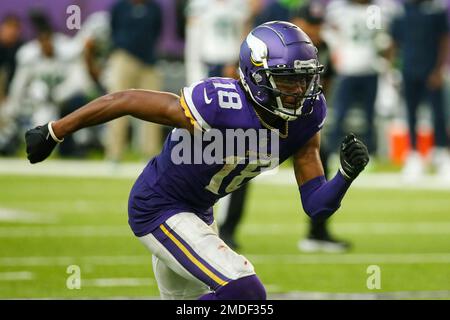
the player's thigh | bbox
[139,212,255,291]
[151,254,209,300]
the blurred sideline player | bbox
[6,11,110,158]
[0,14,22,155]
[5,11,89,140]
[0,14,22,102]
[184,0,253,84]
[219,2,352,253]
[390,0,450,181]
[26,21,369,300]
[56,11,111,157]
[323,0,393,160]
[105,0,163,162]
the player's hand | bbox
[25,123,62,164]
[339,133,369,181]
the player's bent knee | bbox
[218,275,266,300]
[200,275,266,300]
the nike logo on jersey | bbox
[204,88,212,104]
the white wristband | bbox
[48,122,64,143]
[339,167,352,181]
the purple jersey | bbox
[128,77,327,236]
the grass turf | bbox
[0,175,449,299]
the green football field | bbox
[0,167,449,299]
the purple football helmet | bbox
[239,21,324,121]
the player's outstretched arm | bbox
[25,89,193,163]
[294,132,369,221]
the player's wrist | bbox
[48,122,64,143]
[339,166,353,181]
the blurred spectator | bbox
[390,0,450,180]
[184,0,252,84]
[292,2,334,93]
[75,12,111,92]
[105,0,163,162]
[253,0,302,27]
[2,10,108,158]
[2,10,76,156]
[57,11,112,157]
[0,14,22,155]
[175,0,188,41]
[0,14,23,102]
[323,0,392,158]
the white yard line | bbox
[255,171,450,190]
[2,158,450,190]
[0,256,151,267]
[0,208,58,224]
[246,253,450,265]
[0,271,34,281]
[268,290,450,300]
[0,226,130,237]
[242,222,450,235]
[1,253,450,267]
[82,278,155,288]
[0,158,143,179]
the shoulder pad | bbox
[181,77,252,131]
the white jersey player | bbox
[185,0,251,83]
[322,0,394,76]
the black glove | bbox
[25,123,60,164]
[339,133,369,181]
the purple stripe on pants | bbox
[152,222,232,290]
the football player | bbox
[25,21,369,300]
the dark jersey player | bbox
[25,21,369,300]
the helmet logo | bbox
[247,33,268,67]
[251,56,264,67]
